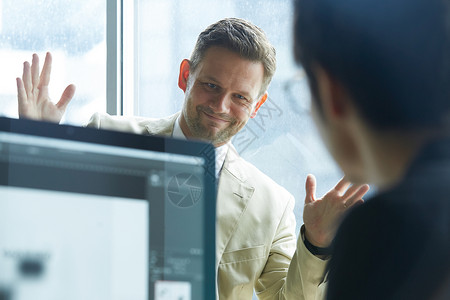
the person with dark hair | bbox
[16,18,368,299]
[293,0,450,298]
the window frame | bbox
[106,0,122,116]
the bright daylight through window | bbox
[0,0,106,126]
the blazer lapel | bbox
[146,116,256,267]
[215,145,255,266]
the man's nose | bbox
[210,93,231,113]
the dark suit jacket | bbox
[326,138,450,300]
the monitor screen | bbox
[0,117,216,300]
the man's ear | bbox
[178,59,191,92]
[250,92,268,118]
[314,66,349,121]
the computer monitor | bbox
[0,117,216,300]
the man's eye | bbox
[235,94,251,104]
[206,83,217,89]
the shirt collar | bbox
[173,116,228,179]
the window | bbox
[0,0,107,126]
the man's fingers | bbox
[38,52,52,88]
[22,61,32,98]
[31,53,40,88]
[334,176,351,194]
[56,84,76,111]
[345,184,370,207]
[352,184,370,200]
[17,78,27,106]
[305,174,316,204]
[342,183,366,200]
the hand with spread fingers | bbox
[303,174,370,248]
[16,52,76,123]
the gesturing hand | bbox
[303,174,370,248]
[16,52,76,123]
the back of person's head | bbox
[190,18,276,96]
[294,0,450,131]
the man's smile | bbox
[201,110,230,125]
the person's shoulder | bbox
[338,180,450,240]
[85,112,179,135]
[328,171,450,300]
[341,189,418,228]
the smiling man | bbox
[17,18,368,299]
[178,46,266,147]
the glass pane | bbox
[0,0,106,126]
[133,0,342,235]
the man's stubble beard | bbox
[183,97,245,146]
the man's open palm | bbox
[16,52,76,123]
[303,174,370,248]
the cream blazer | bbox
[87,112,328,299]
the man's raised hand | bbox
[303,174,370,248]
[17,52,76,123]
